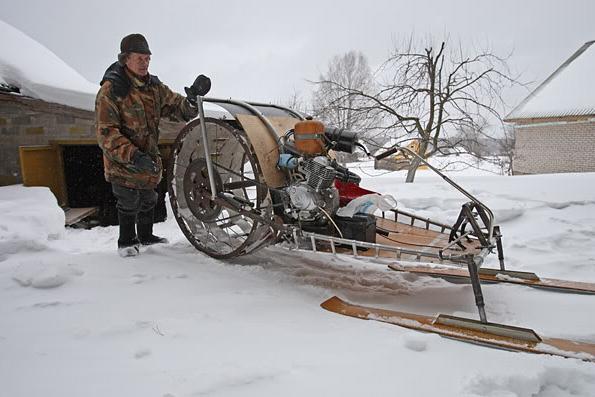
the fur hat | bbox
[120,33,151,55]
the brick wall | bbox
[0,92,184,185]
[512,118,595,174]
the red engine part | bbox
[334,180,377,207]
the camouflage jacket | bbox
[95,62,197,189]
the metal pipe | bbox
[205,97,288,147]
[197,96,218,200]
[385,146,495,242]
[467,258,488,323]
[301,231,468,264]
[245,101,306,120]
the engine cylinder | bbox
[302,156,336,191]
[294,120,325,155]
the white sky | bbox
[1,0,594,109]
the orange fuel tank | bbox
[294,120,325,155]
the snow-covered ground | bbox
[1,168,595,396]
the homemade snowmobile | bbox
[168,98,595,362]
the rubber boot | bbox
[137,208,169,246]
[118,211,140,257]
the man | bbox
[95,33,211,257]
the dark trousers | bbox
[111,183,158,216]
[112,183,158,245]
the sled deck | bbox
[321,296,595,362]
[303,208,489,267]
[388,264,595,294]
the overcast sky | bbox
[1,0,594,109]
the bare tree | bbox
[317,36,520,182]
[281,89,309,115]
[311,51,381,162]
[494,125,516,175]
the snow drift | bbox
[0,185,64,260]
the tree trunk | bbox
[404,140,428,183]
[405,157,421,183]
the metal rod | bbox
[494,226,506,271]
[301,231,469,264]
[438,232,473,254]
[467,258,488,323]
[382,146,495,242]
[244,101,306,120]
[197,96,217,200]
[391,208,452,232]
[205,97,285,147]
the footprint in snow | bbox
[131,274,151,284]
[403,335,429,352]
[12,262,83,289]
[134,348,152,359]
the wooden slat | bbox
[64,207,98,226]
[321,296,595,362]
[388,264,595,294]
[325,216,480,263]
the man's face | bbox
[126,53,151,76]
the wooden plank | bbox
[64,207,98,226]
[325,216,479,263]
[235,114,297,188]
[388,264,595,294]
[19,144,68,207]
[321,296,595,362]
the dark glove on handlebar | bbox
[131,150,157,173]
[184,74,211,105]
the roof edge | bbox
[505,40,595,120]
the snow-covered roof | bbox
[506,40,595,121]
[0,20,98,111]
[0,19,232,119]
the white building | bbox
[505,40,595,175]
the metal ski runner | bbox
[321,296,595,362]
[388,264,595,294]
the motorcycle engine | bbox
[285,156,339,222]
[272,120,362,229]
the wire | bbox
[317,206,344,239]
[356,142,371,156]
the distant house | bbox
[505,40,595,175]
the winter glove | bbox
[131,150,157,173]
[184,74,211,106]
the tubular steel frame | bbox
[180,102,504,324]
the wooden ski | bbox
[388,264,595,294]
[321,296,595,362]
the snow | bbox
[1,167,595,396]
[507,41,595,120]
[0,185,64,262]
[0,20,98,110]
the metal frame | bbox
[205,97,304,144]
[376,146,496,243]
[189,104,502,324]
[376,145,506,323]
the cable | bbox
[317,206,344,239]
[356,142,371,156]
